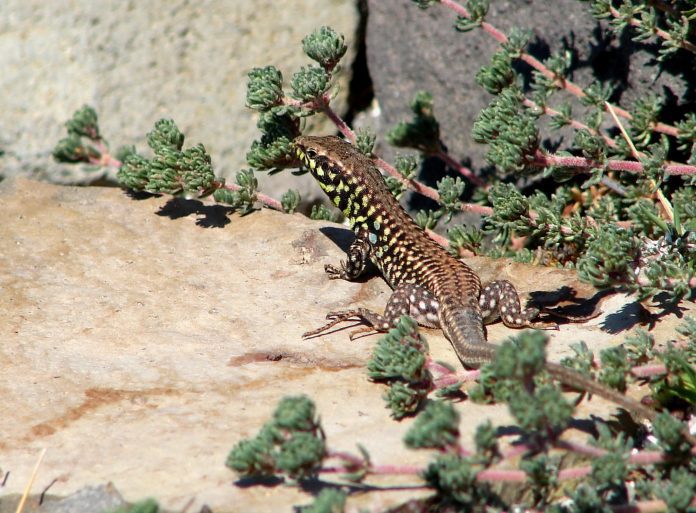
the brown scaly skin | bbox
[295,135,666,425]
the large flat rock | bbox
[0,178,690,512]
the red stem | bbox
[222,183,283,211]
[435,151,488,188]
[534,151,696,176]
[437,0,686,139]
[609,5,696,55]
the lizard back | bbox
[295,135,490,357]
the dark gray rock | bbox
[365,0,693,174]
[40,484,126,513]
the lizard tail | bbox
[547,362,696,446]
[545,362,657,421]
[438,301,498,369]
[438,301,696,445]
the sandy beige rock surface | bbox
[0,178,691,512]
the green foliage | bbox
[108,499,159,513]
[213,170,259,214]
[532,51,572,104]
[415,208,443,230]
[310,203,341,222]
[246,66,284,110]
[623,328,656,364]
[355,128,376,157]
[583,0,694,62]
[403,400,460,450]
[486,183,533,234]
[470,331,574,441]
[299,489,347,513]
[472,87,540,173]
[281,189,301,213]
[385,154,419,199]
[676,315,696,351]
[118,119,217,196]
[422,453,500,509]
[243,26,348,175]
[651,343,696,408]
[436,176,465,221]
[366,316,432,418]
[453,0,490,32]
[412,0,439,9]
[291,66,330,103]
[226,395,326,480]
[476,50,514,94]
[447,224,484,256]
[564,483,613,513]
[246,110,300,171]
[651,412,693,465]
[53,105,103,163]
[577,225,638,289]
[654,468,696,513]
[520,455,560,507]
[387,91,441,154]
[302,26,347,71]
[560,341,595,376]
[598,346,630,392]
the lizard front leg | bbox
[479,280,557,330]
[324,227,372,281]
[303,283,440,339]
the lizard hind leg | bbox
[479,280,557,330]
[302,283,441,340]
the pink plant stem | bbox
[476,468,526,482]
[320,97,356,143]
[426,358,455,375]
[534,152,696,176]
[521,98,619,149]
[425,229,450,249]
[608,6,696,55]
[554,439,607,457]
[222,183,283,211]
[613,499,696,513]
[636,275,696,289]
[328,449,366,467]
[92,141,124,168]
[375,156,443,203]
[557,466,591,480]
[630,363,667,378]
[376,156,493,216]
[437,0,685,138]
[501,444,532,460]
[435,151,488,188]
[369,464,424,475]
[308,95,497,216]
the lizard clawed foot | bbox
[302,309,377,338]
[324,263,347,280]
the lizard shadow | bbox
[494,412,639,442]
[527,286,609,321]
[528,287,685,335]
[234,476,421,495]
[589,291,684,335]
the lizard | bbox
[293,134,665,424]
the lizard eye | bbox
[305,148,317,159]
